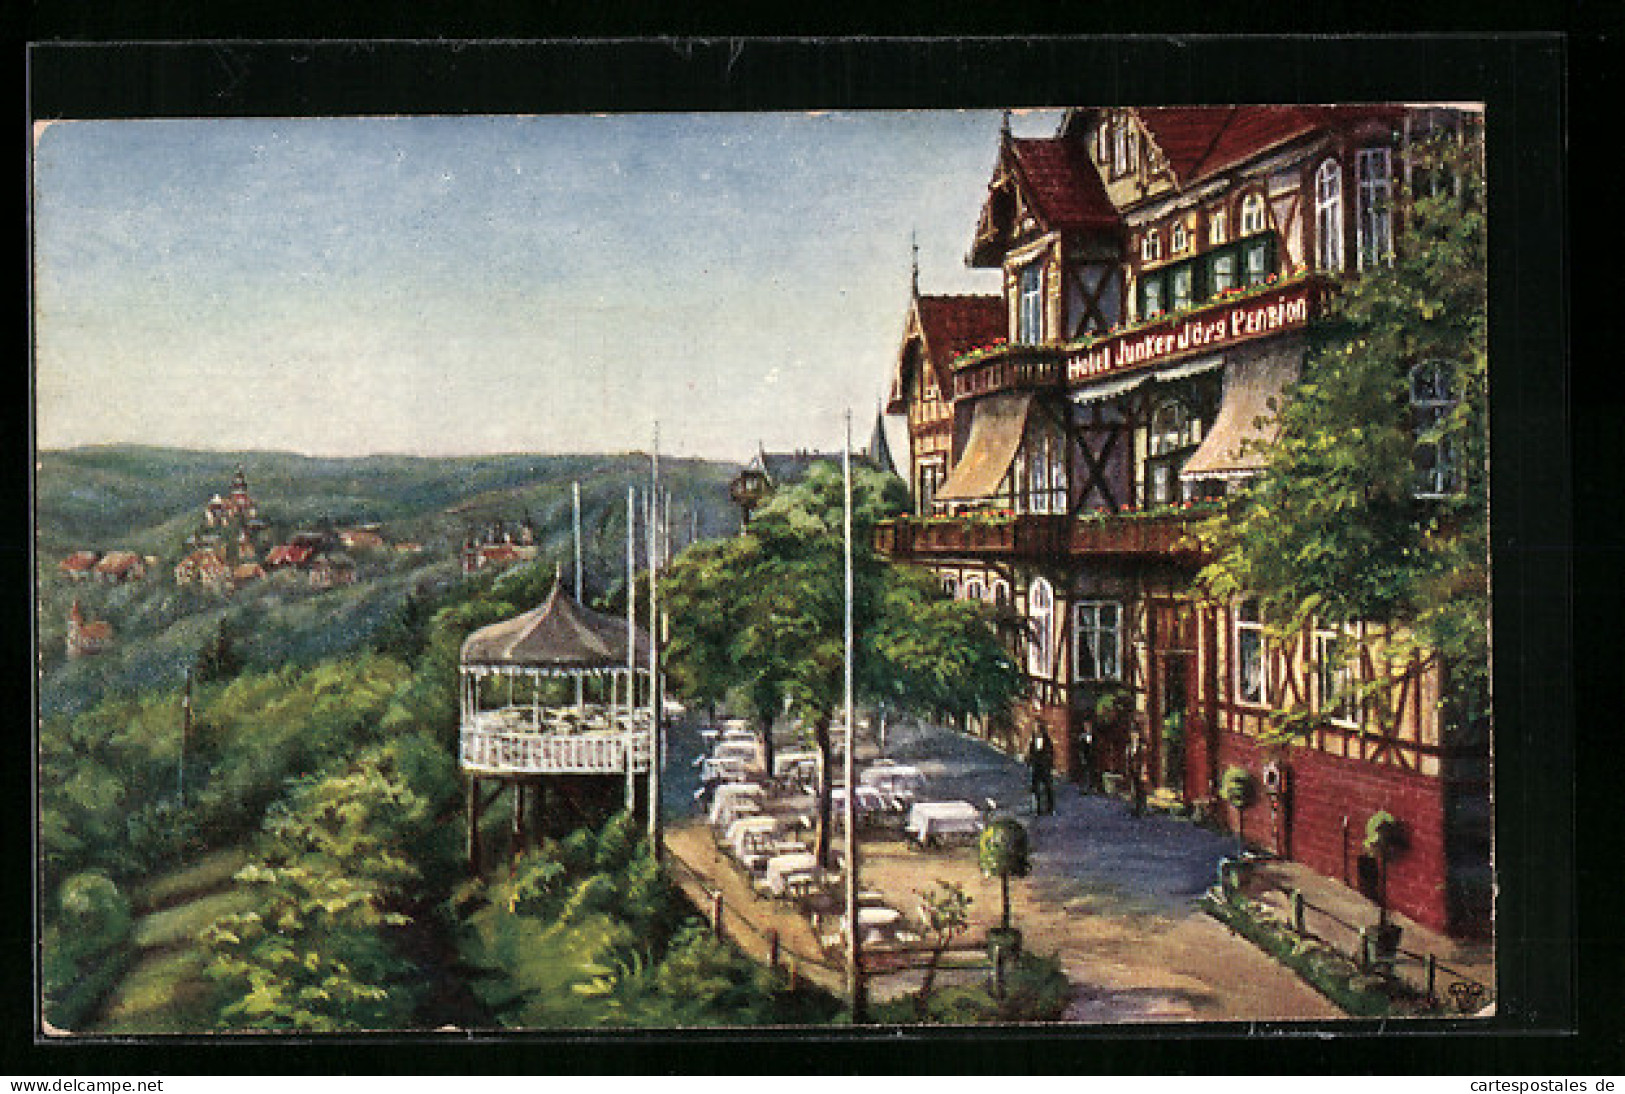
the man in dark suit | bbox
[1027,725,1056,816]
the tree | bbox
[977,819,1031,932]
[913,880,972,1017]
[1219,765,1257,858]
[662,463,1021,868]
[1363,809,1404,930]
[1198,126,1488,736]
[195,617,244,683]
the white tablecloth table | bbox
[861,763,927,798]
[708,782,765,828]
[764,851,821,896]
[726,815,782,861]
[906,801,983,845]
[700,756,749,784]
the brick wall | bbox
[1212,730,1451,933]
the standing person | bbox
[1027,725,1056,816]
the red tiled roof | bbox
[60,551,99,572]
[80,621,113,641]
[266,544,315,567]
[917,295,1007,372]
[890,294,1006,413]
[1135,105,1407,186]
[1007,137,1120,232]
[94,550,142,575]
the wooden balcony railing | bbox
[875,511,1209,562]
[460,728,653,775]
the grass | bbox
[133,849,251,912]
[128,888,257,951]
[99,949,220,1034]
[1202,890,1428,1018]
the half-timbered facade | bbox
[877,106,1488,935]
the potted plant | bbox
[1219,765,1258,860]
[1093,687,1133,797]
[978,818,1031,962]
[1364,810,1405,956]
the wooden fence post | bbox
[767,929,780,968]
[1290,889,1306,935]
[710,890,724,938]
[1426,953,1438,1004]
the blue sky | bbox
[33,111,1061,463]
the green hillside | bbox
[36,447,740,719]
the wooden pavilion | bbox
[458,572,653,871]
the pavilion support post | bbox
[510,781,529,868]
[466,774,482,876]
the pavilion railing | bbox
[460,727,653,775]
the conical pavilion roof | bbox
[460,574,650,669]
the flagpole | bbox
[843,408,864,1023]
[574,481,584,710]
[648,426,663,856]
[626,484,637,811]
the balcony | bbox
[459,707,653,776]
[875,509,1211,563]
[950,273,1323,402]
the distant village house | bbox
[65,600,113,658]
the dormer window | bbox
[1240,192,1267,236]
[1209,209,1228,246]
[1171,221,1189,254]
[1106,114,1139,179]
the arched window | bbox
[1171,221,1189,253]
[1315,159,1344,270]
[1410,361,1460,497]
[1209,208,1228,245]
[1027,578,1054,677]
[1241,191,1267,235]
[965,578,984,602]
[942,574,960,598]
[1140,230,1162,263]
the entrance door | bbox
[1149,600,1198,795]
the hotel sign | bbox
[1065,283,1314,384]
[951,279,1319,401]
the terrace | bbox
[874,507,1213,563]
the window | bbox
[1140,230,1162,264]
[1315,159,1344,270]
[1028,578,1054,677]
[1241,192,1267,235]
[1139,274,1165,319]
[1209,208,1228,246]
[1210,250,1238,296]
[1110,117,1138,178]
[1235,597,1268,705]
[1356,147,1394,270]
[917,461,944,515]
[1171,264,1195,312]
[1023,427,1067,514]
[1315,628,1360,726]
[942,575,959,598]
[965,578,984,602]
[1171,221,1189,253]
[1075,601,1122,681]
[1018,262,1044,343]
[1243,237,1274,287]
[1145,398,1199,507]
[1410,361,1460,497]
